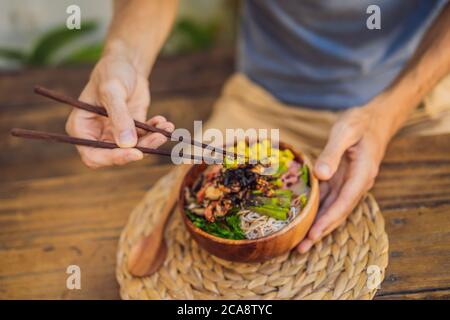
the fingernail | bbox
[298,241,311,254]
[303,243,312,252]
[310,228,322,241]
[316,163,330,177]
[150,135,166,148]
[127,150,143,162]
[156,120,175,132]
[119,130,136,147]
[157,136,167,145]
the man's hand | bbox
[296,3,450,253]
[297,104,391,253]
[65,54,174,168]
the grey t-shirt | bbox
[238,0,448,110]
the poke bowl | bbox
[178,141,319,262]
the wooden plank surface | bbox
[1,49,449,300]
[1,135,449,299]
[372,134,450,299]
[0,165,171,299]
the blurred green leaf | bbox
[171,18,217,52]
[60,42,103,65]
[27,20,98,65]
[0,48,27,63]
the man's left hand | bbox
[297,104,392,253]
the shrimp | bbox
[204,202,216,222]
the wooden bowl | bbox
[178,142,319,262]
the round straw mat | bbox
[116,167,389,300]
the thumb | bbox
[315,123,360,180]
[99,81,137,148]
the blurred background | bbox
[0,0,241,299]
[0,0,239,184]
[0,0,238,69]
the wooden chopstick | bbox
[10,128,211,162]
[34,86,237,159]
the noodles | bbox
[237,199,303,239]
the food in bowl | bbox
[184,140,311,241]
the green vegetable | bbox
[248,205,288,220]
[300,165,310,186]
[299,194,308,208]
[274,178,283,187]
[254,197,279,207]
[274,189,292,208]
[276,162,288,175]
[225,214,246,239]
[186,210,245,240]
[274,189,292,197]
[278,197,291,208]
[254,189,292,209]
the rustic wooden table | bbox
[1,50,449,300]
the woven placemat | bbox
[116,167,389,300]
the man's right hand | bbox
[65,54,174,168]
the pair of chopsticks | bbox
[10,86,238,162]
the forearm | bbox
[103,0,178,76]
[368,4,450,140]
